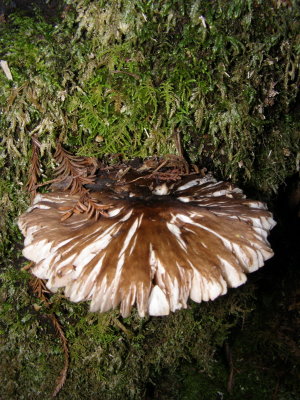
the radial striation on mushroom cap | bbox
[18,165,276,317]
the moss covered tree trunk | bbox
[0,1,299,399]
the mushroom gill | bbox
[18,163,276,317]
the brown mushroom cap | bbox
[18,173,276,317]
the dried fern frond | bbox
[59,194,113,221]
[50,313,69,398]
[28,276,69,397]
[30,276,50,300]
[53,142,97,194]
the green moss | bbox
[0,258,256,399]
[0,1,299,398]
[1,0,299,186]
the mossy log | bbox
[0,1,299,399]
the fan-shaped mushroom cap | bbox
[18,172,276,317]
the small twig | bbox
[116,166,131,180]
[150,159,168,174]
[224,341,234,394]
[112,317,133,339]
[174,129,184,158]
[272,381,280,400]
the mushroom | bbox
[18,168,276,317]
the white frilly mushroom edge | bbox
[18,173,276,317]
